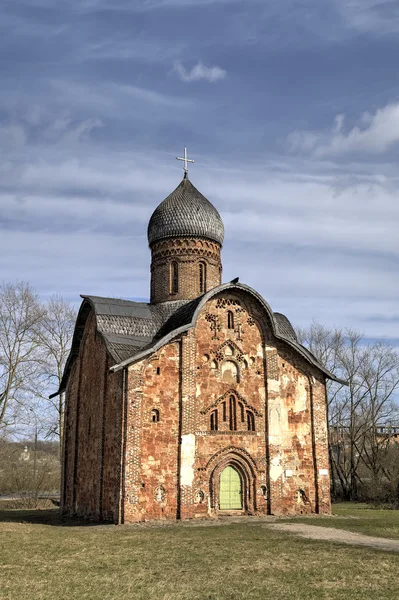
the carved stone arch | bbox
[206,447,258,514]
[214,339,245,363]
[201,389,262,417]
[205,445,259,472]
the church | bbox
[55,154,343,523]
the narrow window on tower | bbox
[227,311,234,329]
[199,262,207,293]
[170,261,179,294]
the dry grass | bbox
[1,507,399,600]
[290,502,399,540]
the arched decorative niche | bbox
[221,360,239,383]
[224,344,234,356]
[151,409,160,423]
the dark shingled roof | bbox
[274,312,298,342]
[147,177,225,247]
[52,283,345,398]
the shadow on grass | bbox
[0,508,112,527]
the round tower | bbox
[148,176,224,304]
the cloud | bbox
[173,61,227,83]
[288,103,399,158]
[49,79,195,115]
[2,132,399,343]
[336,0,399,36]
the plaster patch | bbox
[270,456,283,482]
[267,379,280,393]
[180,434,196,486]
[294,376,307,412]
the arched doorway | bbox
[219,466,242,510]
[208,449,258,515]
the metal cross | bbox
[176,147,194,177]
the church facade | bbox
[56,173,342,523]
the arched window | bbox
[199,262,207,293]
[238,402,245,423]
[170,261,179,294]
[151,409,160,423]
[229,396,237,431]
[210,409,218,431]
[227,311,234,329]
[247,410,255,432]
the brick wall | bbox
[150,237,222,303]
[123,342,181,522]
[61,311,123,522]
[121,290,331,521]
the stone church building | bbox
[55,170,342,523]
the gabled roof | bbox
[51,283,346,399]
[108,283,346,384]
[50,296,187,398]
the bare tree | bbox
[297,323,399,502]
[0,282,43,436]
[35,295,76,451]
[357,342,399,486]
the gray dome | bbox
[148,177,224,247]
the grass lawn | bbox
[290,502,399,540]
[1,507,399,600]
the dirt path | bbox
[267,523,399,553]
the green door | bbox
[219,466,242,510]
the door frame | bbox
[209,450,257,515]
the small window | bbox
[247,411,255,432]
[156,367,161,375]
[170,261,179,294]
[199,262,207,293]
[229,396,237,431]
[227,311,234,329]
[210,409,218,431]
[222,401,227,421]
[151,409,160,423]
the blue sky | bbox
[1,0,399,343]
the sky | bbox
[1,0,399,344]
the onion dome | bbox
[148,177,224,247]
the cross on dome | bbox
[176,147,194,177]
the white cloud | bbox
[173,61,227,83]
[288,103,399,158]
[336,0,399,36]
